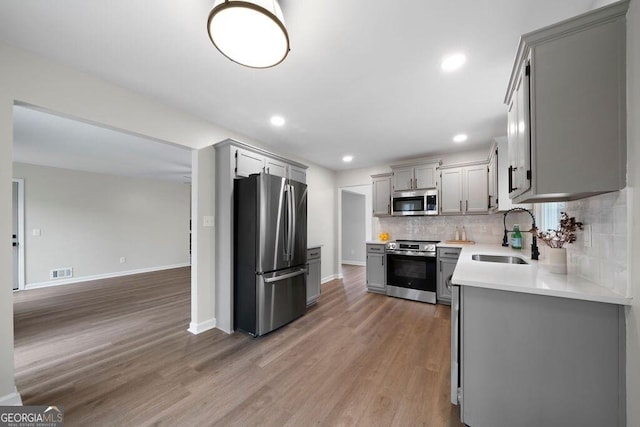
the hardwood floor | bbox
[14,265,463,426]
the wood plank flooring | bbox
[14,265,463,426]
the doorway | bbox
[12,179,24,291]
[338,185,372,277]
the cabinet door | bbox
[265,157,287,178]
[366,253,385,292]
[437,259,456,303]
[306,259,321,305]
[464,165,489,213]
[288,165,307,184]
[393,167,414,191]
[440,168,463,214]
[488,152,498,211]
[235,148,265,177]
[510,62,531,199]
[414,163,437,189]
[372,176,391,216]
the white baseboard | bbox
[321,274,340,284]
[0,387,22,406]
[341,260,366,266]
[188,318,217,335]
[25,263,191,290]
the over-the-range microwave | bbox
[392,189,438,216]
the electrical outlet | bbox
[582,224,592,248]
[203,216,214,227]
[32,229,41,237]
[120,257,126,264]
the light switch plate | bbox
[203,216,214,227]
[32,229,41,237]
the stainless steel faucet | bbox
[502,208,540,260]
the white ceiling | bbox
[13,105,192,183]
[0,0,598,171]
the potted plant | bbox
[535,212,583,274]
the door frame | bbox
[12,178,25,291]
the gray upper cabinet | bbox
[391,161,439,191]
[235,147,266,177]
[289,165,307,184]
[265,157,287,178]
[504,1,628,203]
[234,145,307,183]
[440,163,489,215]
[372,173,392,217]
[487,145,498,212]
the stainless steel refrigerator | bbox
[234,173,308,336]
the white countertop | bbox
[307,244,322,249]
[451,244,631,306]
[366,240,388,245]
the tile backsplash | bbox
[374,211,533,246]
[563,189,628,295]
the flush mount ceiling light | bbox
[441,53,466,72]
[342,155,354,163]
[270,115,285,126]
[207,0,290,68]
[453,134,468,143]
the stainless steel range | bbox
[385,240,439,304]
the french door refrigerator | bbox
[234,173,308,336]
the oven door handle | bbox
[386,250,436,257]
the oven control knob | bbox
[386,242,396,250]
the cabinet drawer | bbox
[307,247,321,260]
[437,247,461,259]
[366,244,385,254]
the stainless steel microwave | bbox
[392,189,438,216]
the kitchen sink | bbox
[471,254,528,265]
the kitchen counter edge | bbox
[451,244,631,306]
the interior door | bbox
[12,181,19,290]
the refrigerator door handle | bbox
[263,268,307,283]
[289,184,296,262]
[283,184,289,259]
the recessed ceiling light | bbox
[441,53,466,72]
[342,155,354,163]
[453,134,468,143]
[270,115,285,126]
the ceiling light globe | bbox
[208,0,290,68]
[342,155,354,163]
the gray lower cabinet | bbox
[437,247,460,304]
[366,243,386,293]
[306,247,321,306]
[460,286,624,427]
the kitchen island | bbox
[451,244,629,427]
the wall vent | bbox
[50,267,73,280]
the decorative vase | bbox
[547,247,567,274]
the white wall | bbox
[306,165,337,282]
[189,147,216,334]
[13,163,190,286]
[341,191,366,264]
[626,0,640,424]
